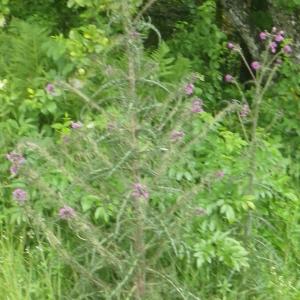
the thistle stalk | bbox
[122,1,146,298]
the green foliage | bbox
[169,0,226,106]
[1,0,300,299]
[8,0,81,33]
[0,227,67,299]
[273,0,300,9]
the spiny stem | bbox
[122,1,146,298]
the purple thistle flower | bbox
[259,32,267,40]
[224,74,233,83]
[283,45,292,54]
[59,205,76,220]
[171,130,185,142]
[71,121,83,129]
[184,83,194,95]
[132,183,149,200]
[12,188,27,203]
[251,61,261,71]
[191,98,204,113]
[275,34,284,42]
[10,165,19,176]
[269,42,278,53]
[6,152,25,164]
[240,104,250,118]
[45,83,55,94]
[227,42,234,50]
[216,170,225,178]
[6,151,25,176]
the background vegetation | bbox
[1,0,300,299]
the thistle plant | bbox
[4,1,296,299]
[226,28,293,238]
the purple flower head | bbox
[6,152,25,164]
[71,121,83,129]
[275,34,284,43]
[251,61,261,71]
[259,31,267,40]
[13,188,27,203]
[191,98,204,113]
[171,130,185,142]
[283,45,292,54]
[269,42,278,53]
[216,170,225,179]
[45,83,55,94]
[132,183,149,201]
[6,151,25,176]
[59,206,76,220]
[184,83,194,96]
[224,74,233,83]
[240,104,250,118]
[10,165,19,176]
[227,42,234,50]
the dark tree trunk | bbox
[220,0,300,61]
[219,0,259,58]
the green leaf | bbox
[95,207,109,223]
[46,102,57,114]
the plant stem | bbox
[122,1,146,298]
[245,60,279,239]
